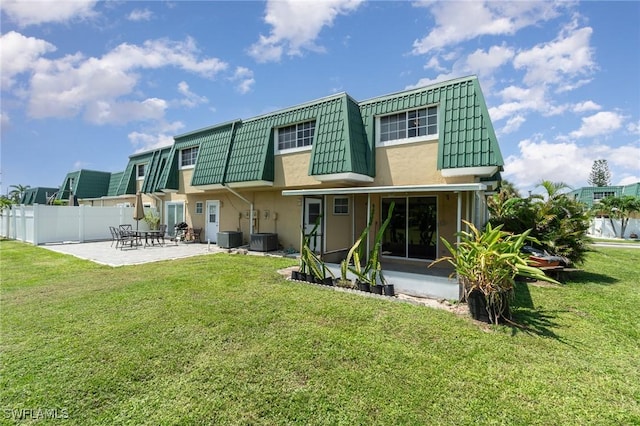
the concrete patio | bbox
[40,240,225,267]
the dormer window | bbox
[276,120,316,153]
[377,106,437,146]
[180,146,199,168]
[136,163,146,180]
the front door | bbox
[205,200,220,243]
[165,202,185,237]
[303,197,323,252]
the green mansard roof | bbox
[360,75,503,172]
[141,75,503,191]
[57,169,112,200]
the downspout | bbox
[223,184,254,236]
[150,193,163,223]
[221,119,254,236]
[456,191,463,301]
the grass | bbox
[1,240,639,425]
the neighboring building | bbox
[19,187,59,205]
[57,75,505,261]
[568,182,640,208]
[56,170,113,203]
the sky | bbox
[1,0,639,197]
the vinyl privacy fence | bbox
[0,204,159,245]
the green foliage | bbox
[588,159,612,187]
[488,181,591,265]
[0,195,14,210]
[143,210,161,230]
[8,184,30,204]
[593,195,640,238]
[344,202,395,287]
[299,217,333,280]
[433,221,557,324]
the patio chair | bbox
[119,224,133,235]
[156,224,167,245]
[112,226,138,250]
[108,226,118,247]
[186,227,202,243]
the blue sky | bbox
[1,0,639,196]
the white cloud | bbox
[504,137,640,191]
[572,100,601,113]
[608,143,640,171]
[513,23,595,87]
[230,67,255,94]
[1,0,98,27]
[466,44,514,76]
[176,81,208,108]
[500,115,526,134]
[127,8,153,22]
[84,98,167,125]
[21,37,227,124]
[412,1,564,54]
[0,31,56,90]
[248,0,364,63]
[504,137,595,189]
[627,120,640,135]
[569,111,624,139]
[618,175,640,186]
[128,121,185,152]
[488,85,547,121]
[0,111,9,129]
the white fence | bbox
[0,204,158,245]
[588,217,640,239]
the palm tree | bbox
[535,180,571,201]
[595,196,640,238]
[8,184,30,204]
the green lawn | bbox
[1,241,639,425]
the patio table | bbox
[133,230,164,247]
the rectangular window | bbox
[277,120,315,151]
[181,147,199,168]
[379,106,437,143]
[333,197,349,215]
[195,201,203,214]
[593,191,615,201]
[136,164,146,179]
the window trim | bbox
[274,120,316,155]
[375,105,438,147]
[180,146,199,169]
[333,197,349,215]
[136,163,146,180]
[195,201,203,214]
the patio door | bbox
[165,202,185,237]
[304,197,323,252]
[205,200,220,243]
[381,196,437,260]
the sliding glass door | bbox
[381,196,437,260]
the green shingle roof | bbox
[360,75,503,172]
[57,170,112,200]
[107,172,124,196]
[141,147,172,193]
[20,187,58,205]
[189,122,237,186]
[129,75,504,190]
